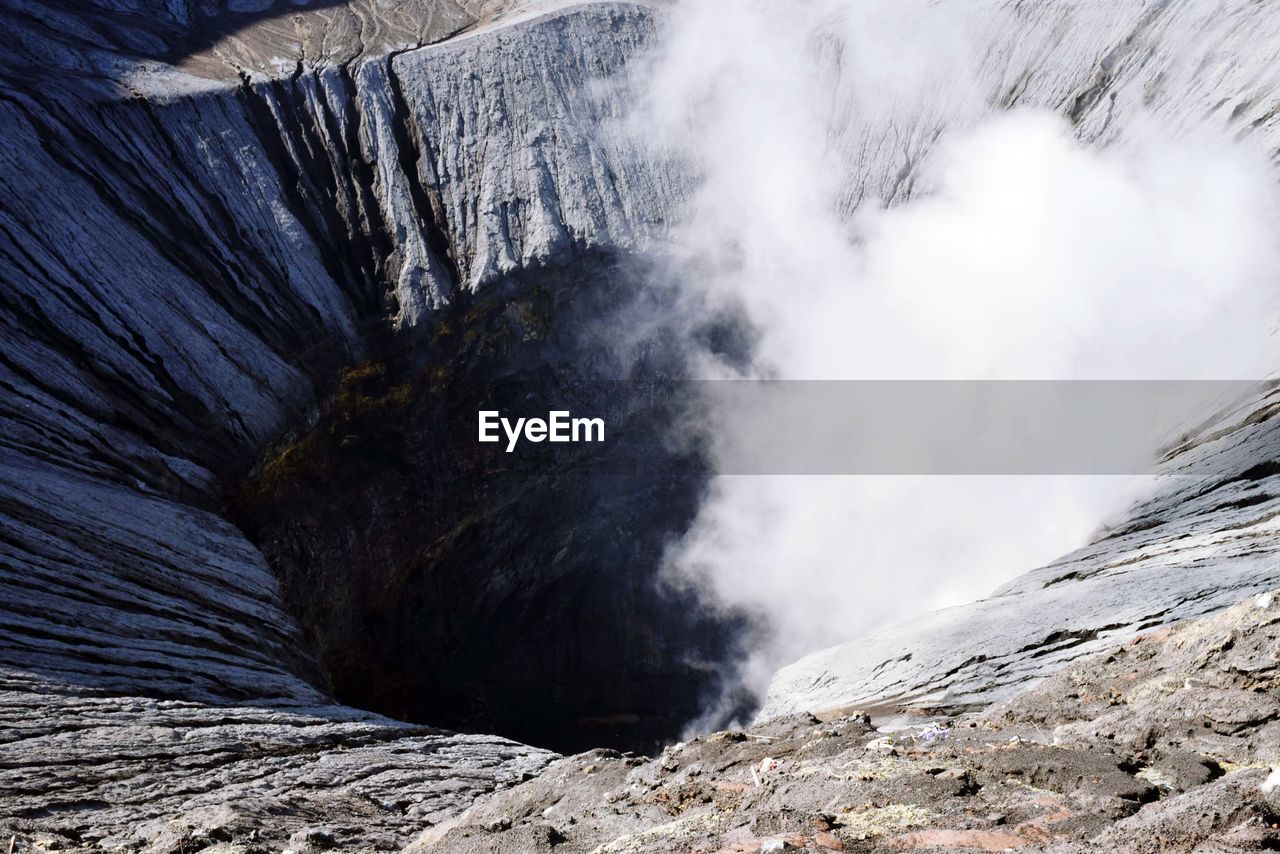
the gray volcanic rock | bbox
[987,587,1280,768]
[390,7,676,289]
[0,690,553,851]
[421,590,1280,853]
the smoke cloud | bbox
[626,0,1280,728]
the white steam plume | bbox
[628,0,1280,728]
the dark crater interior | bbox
[229,252,756,754]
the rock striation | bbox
[0,691,552,852]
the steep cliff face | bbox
[0,2,682,849]
[1,0,674,709]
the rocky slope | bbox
[3,0,1280,851]
[422,589,1280,853]
[0,692,552,852]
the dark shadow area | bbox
[229,250,759,755]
